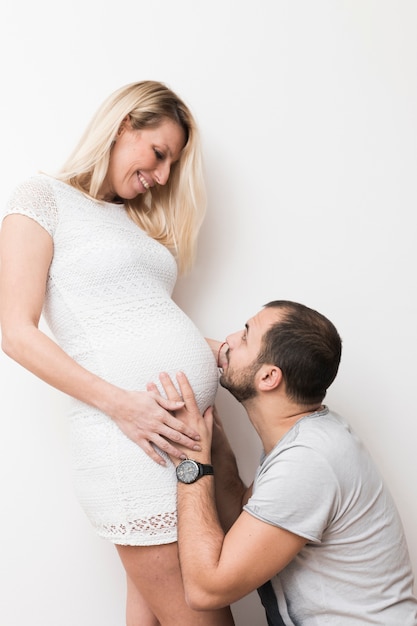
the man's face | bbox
[220,307,281,403]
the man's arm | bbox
[210,406,253,531]
[151,370,248,529]
[178,483,306,610]
[157,372,307,610]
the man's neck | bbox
[244,397,323,455]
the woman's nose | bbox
[154,161,171,186]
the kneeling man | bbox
[152,300,417,626]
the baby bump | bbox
[87,301,219,412]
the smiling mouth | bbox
[138,172,150,189]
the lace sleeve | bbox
[2,175,59,236]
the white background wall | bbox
[1,1,416,625]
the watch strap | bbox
[198,463,214,477]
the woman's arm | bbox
[0,214,201,465]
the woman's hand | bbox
[108,387,203,466]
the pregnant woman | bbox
[0,81,234,626]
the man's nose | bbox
[225,331,239,347]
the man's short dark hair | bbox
[257,301,342,405]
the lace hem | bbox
[101,511,177,541]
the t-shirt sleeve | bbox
[243,445,340,543]
[2,176,58,236]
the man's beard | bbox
[219,360,260,403]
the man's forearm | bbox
[177,476,227,609]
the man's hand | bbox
[147,371,214,465]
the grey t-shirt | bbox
[244,407,417,625]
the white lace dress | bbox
[3,175,219,545]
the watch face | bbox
[176,459,200,484]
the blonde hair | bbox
[56,81,206,273]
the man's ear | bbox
[257,364,283,392]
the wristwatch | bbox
[176,459,214,484]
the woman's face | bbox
[100,117,186,201]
